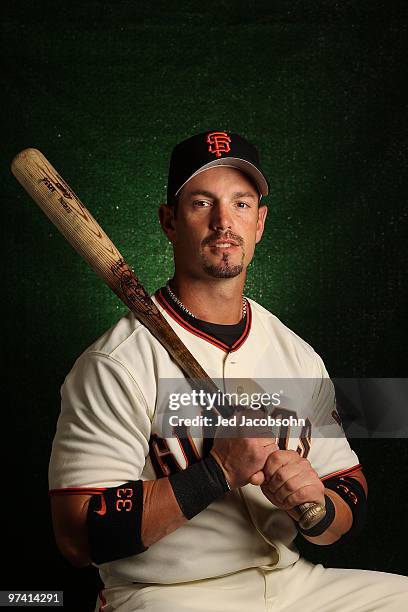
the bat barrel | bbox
[11,148,125,297]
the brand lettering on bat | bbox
[55,182,72,199]
[59,196,72,213]
[41,177,56,192]
[41,175,73,199]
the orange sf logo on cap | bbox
[207,131,231,158]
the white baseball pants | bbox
[96,558,408,611]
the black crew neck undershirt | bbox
[161,285,246,349]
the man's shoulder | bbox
[75,307,161,372]
[85,310,144,357]
[63,308,164,393]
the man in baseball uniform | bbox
[49,131,408,611]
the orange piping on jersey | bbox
[48,487,107,496]
[187,433,201,460]
[228,301,252,353]
[98,588,107,612]
[175,435,190,468]
[230,303,251,352]
[156,290,229,350]
[150,433,183,476]
[156,289,251,353]
[174,432,202,465]
[321,464,362,481]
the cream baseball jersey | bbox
[49,291,360,587]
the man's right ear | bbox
[158,204,176,241]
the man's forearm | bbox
[301,472,368,545]
[300,488,352,545]
[141,477,188,546]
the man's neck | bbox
[169,275,246,324]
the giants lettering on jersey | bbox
[149,412,312,478]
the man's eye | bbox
[236,201,250,208]
[193,200,211,207]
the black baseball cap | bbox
[167,131,269,204]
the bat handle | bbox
[296,502,327,530]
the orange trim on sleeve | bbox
[321,463,362,481]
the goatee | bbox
[202,253,244,278]
[200,231,245,278]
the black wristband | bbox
[168,454,230,520]
[298,494,336,537]
[87,480,147,564]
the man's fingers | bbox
[265,474,323,506]
[279,484,325,510]
[264,462,314,493]
[263,450,307,481]
[212,436,279,489]
[248,470,266,486]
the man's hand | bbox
[211,410,279,489]
[260,449,325,520]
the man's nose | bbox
[209,202,233,231]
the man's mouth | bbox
[209,240,239,249]
[203,233,243,249]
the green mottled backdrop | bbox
[2,1,407,609]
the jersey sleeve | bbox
[307,352,361,480]
[48,351,152,491]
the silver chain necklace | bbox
[166,282,247,320]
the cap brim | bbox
[175,158,269,197]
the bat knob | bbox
[297,502,327,530]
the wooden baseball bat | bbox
[11,148,325,530]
